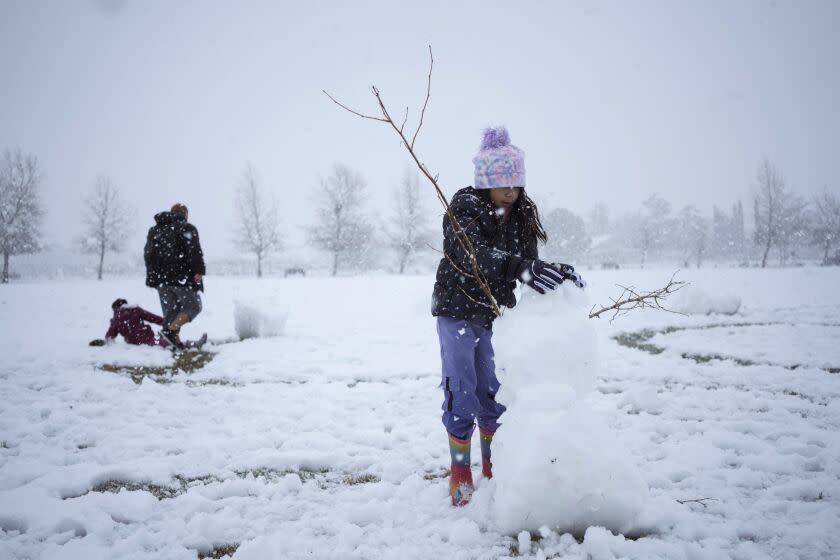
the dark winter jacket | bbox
[432,187,539,329]
[105,306,164,346]
[144,212,206,291]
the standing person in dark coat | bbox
[144,203,205,349]
[431,127,586,507]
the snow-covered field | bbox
[1,267,839,560]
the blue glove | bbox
[510,257,566,294]
[556,263,586,289]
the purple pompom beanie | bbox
[472,126,525,189]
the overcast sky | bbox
[1,0,838,260]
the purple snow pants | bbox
[437,316,507,440]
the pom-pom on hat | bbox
[472,126,525,189]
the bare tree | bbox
[80,176,130,280]
[0,149,43,283]
[235,164,280,277]
[544,207,591,262]
[775,194,808,266]
[812,188,840,264]
[385,169,434,273]
[677,205,708,268]
[308,164,373,276]
[636,193,672,267]
[753,158,794,268]
[587,202,609,237]
[731,200,747,262]
[711,205,730,261]
[712,201,746,263]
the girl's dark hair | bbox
[112,298,127,310]
[517,189,548,244]
[478,188,548,243]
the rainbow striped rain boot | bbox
[448,432,474,506]
[479,427,495,479]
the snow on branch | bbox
[324,46,502,317]
[589,272,688,322]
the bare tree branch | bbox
[425,243,476,279]
[399,106,409,134]
[589,272,688,322]
[322,90,388,123]
[410,45,433,150]
[458,286,496,311]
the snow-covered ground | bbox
[1,267,839,559]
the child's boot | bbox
[479,427,495,479]
[448,432,474,506]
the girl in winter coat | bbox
[431,127,585,506]
[89,298,206,349]
[94,298,168,347]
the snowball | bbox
[234,301,287,340]
[487,283,652,535]
[517,530,531,554]
[669,286,741,315]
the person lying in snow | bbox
[89,298,206,349]
[431,126,586,507]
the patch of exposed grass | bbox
[98,350,216,383]
[803,491,826,502]
[81,467,381,499]
[185,378,242,387]
[344,473,380,486]
[80,474,225,501]
[175,473,224,488]
[423,468,449,481]
[614,322,840,374]
[613,329,664,355]
[198,543,239,559]
[91,480,180,500]
[234,466,317,484]
[246,466,379,488]
[681,352,757,367]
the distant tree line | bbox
[2,147,839,283]
[542,158,840,269]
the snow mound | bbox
[669,286,741,315]
[487,283,652,535]
[234,301,287,340]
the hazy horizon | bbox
[2,0,839,262]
